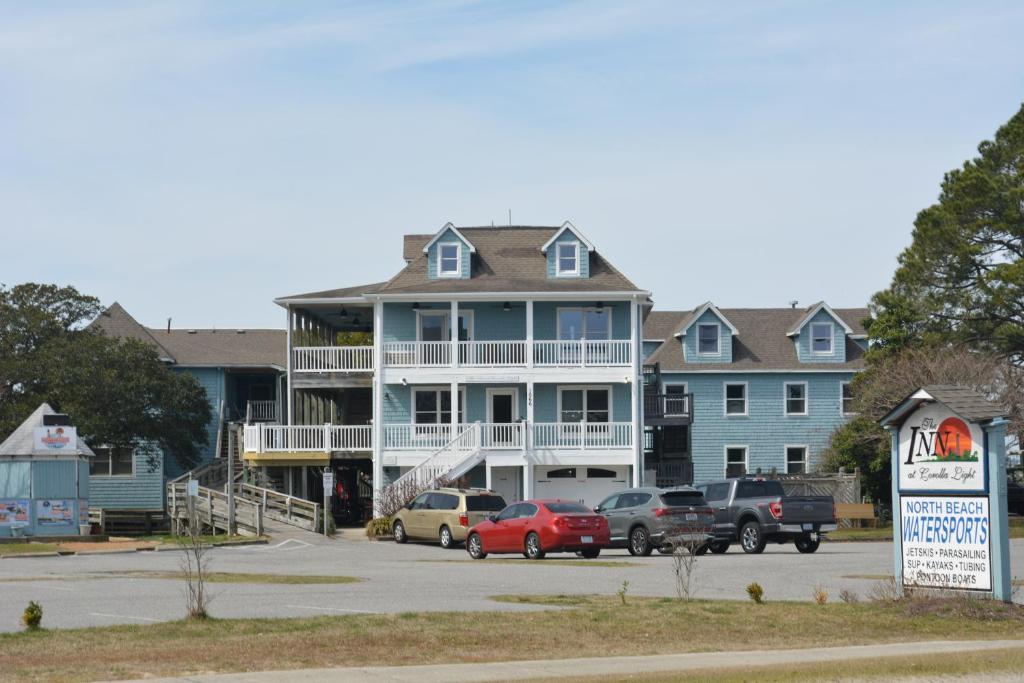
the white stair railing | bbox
[378,423,483,514]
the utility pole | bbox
[227,423,236,536]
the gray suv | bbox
[594,487,714,556]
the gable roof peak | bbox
[786,301,854,337]
[674,301,739,337]
[540,220,596,253]
[421,222,477,254]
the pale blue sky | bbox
[3,1,1023,328]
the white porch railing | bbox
[532,422,634,449]
[245,400,278,424]
[386,423,483,491]
[383,424,454,450]
[480,422,525,450]
[243,424,372,452]
[380,339,632,368]
[382,341,450,367]
[292,346,374,372]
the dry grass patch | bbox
[1,596,1022,682]
[0,543,61,556]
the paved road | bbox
[112,639,1024,683]
[1,536,1021,632]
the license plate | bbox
[581,535,593,544]
[686,513,697,521]
[802,523,813,531]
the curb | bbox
[0,552,61,559]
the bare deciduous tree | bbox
[669,536,703,601]
[179,516,211,619]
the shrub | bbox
[22,601,42,630]
[839,589,859,604]
[365,516,393,538]
[812,584,828,605]
[617,580,629,605]
[746,582,764,604]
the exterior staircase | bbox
[377,422,483,517]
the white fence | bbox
[245,400,278,423]
[381,341,450,367]
[480,422,525,450]
[532,422,633,449]
[533,340,632,367]
[243,424,372,452]
[378,340,632,368]
[292,346,374,372]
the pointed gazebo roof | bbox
[0,403,95,457]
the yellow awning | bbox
[242,450,330,466]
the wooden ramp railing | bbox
[166,482,264,537]
[230,482,321,532]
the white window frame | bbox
[724,445,748,477]
[662,381,688,417]
[810,321,834,356]
[784,444,808,474]
[723,381,748,417]
[697,323,721,355]
[556,385,613,423]
[411,386,467,425]
[840,381,855,416]
[89,446,136,478]
[784,381,809,417]
[485,388,520,423]
[556,307,612,341]
[415,309,474,342]
[556,241,580,276]
[437,243,462,278]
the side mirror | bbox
[487,515,497,523]
[593,506,603,513]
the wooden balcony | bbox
[292,346,374,373]
[643,393,693,425]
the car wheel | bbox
[392,520,407,544]
[628,526,653,556]
[695,543,709,556]
[580,548,601,559]
[740,522,766,554]
[467,533,487,559]
[795,537,820,554]
[439,525,455,549]
[709,541,730,554]
[524,532,546,560]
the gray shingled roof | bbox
[90,302,174,361]
[0,403,95,457]
[645,306,870,371]
[91,304,286,369]
[378,226,643,294]
[643,311,688,341]
[920,385,1007,422]
[275,282,387,302]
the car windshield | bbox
[660,491,706,507]
[545,502,591,513]
[466,495,507,512]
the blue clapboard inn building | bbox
[642,302,869,486]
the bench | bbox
[835,503,877,527]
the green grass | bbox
[0,543,61,556]
[1,594,1021,682]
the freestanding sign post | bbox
[880,385,1011,601]
[322,469,334,537]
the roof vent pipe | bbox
[789,300,798,309]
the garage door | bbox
[534,466,628,508]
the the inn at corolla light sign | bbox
[880,385,1012,601]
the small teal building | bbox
[643,302,869,486]
[0,404,91,538]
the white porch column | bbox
[372,300,384,517]
[485,463,492,491]
[630,298,642,487]
[524,461,534,500]
[450,300,459,368]
[526,300,534,369]
[286,305,293,426]
[525,377,535,498]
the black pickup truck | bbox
[696,478,836,554]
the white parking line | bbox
[286,604,374,614]
[90,612,161,622]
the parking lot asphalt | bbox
[1,536,1022,632]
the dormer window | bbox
[697,323,720,355]
[557,242,579,276]
[810,322,834,355]
[439,243,460,277]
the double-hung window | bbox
[557,308,610,341]
[724,382,747,416]
[810,322,833,355]
[89,447,134,477]
[784,382,808,416]
[438,244,460,276]
[697,324,720,355]
[413,388,465,443]
[725,446,748,477]
[786,446,808,474]
[559,387,611,445]
[841,382,855,415]
[556,242,579,275]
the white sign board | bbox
[898,403,985,493]
[322,471,334,493]
[186,480,199,497]
[900,495,991,591]
[33,426,77,453]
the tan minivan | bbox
[392,488,507,548]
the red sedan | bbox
[466,499,610,560]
